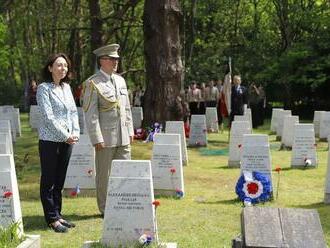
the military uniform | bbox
[82,44,134,214]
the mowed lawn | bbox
[14,113,330,247]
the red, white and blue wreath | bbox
[235,171,272,205]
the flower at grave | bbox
[275,166,281,173]
[3,191,13,198]
[235,171,271,205]
[314,143,317,147]
[87,169,93,176]
[152,200,160,208]
[170,167,176,174]
[70,185,80,197]
[304,158,312,167]
[238,144,242,148]
[138,234,153,245]
[175,188,184,198]
[195,141,201,146]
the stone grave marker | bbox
[240,134,273,189]
[234,115,252,130]
[64,135,95,195]
[205,107,219,132]
[151,134,184,196]
[0,120,13,148]
[236,207,327,248]
[29,105,41,130]
[270,108,283,133]
[325,136,330,204]
[188,115,207,147]
[77,107,85,134]
[0,108,16,142]
[276,110,291,140]
[291,124,317,168]
[228,121,251,167]
[132,107,143,130]
[281,115,299,149]
[319,111,330,141]
[313,111,325,138]
[165,121,188,166]
[0,132,12,154]
[0,154,23,234]
[98,160,176,248]
[14,108,21,137]
[245,108,253,128]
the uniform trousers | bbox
[95,145,131,214]
[39,140,73,225]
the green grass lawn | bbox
[13,114,330,247]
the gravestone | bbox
[281,115,299,149]
[238,207,327,248]
[240,134,273,189]
[205,107,219,132]
[0,132,12,154]
[77,107,86,134]
[132,107,143,130]
[98,160,176,248]
[0,110,16,142]
[29,105,41,130]
[228,121,251,167]
[64,135,95,195]
[165,121,188,166]
[319,111,330,141]
[234,115,252,130]
[14,108,22,137]
[188,115,207,147]
[313,111,325,138]
[245,108,253,128]
[276,110,291,140]
[291,124,317,168]
[270,108,283,133]
[0,120,13,148]
[0,154,23,234]
[151,134,184,196]
[325,136,330,204]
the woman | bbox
[37,53,80,233]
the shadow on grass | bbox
[23,213,101,232]
[196,198,242,205]
[207,139,229,146]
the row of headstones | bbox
[0,105,22,143]
[271,108,330,141]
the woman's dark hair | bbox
[42,53,71,85]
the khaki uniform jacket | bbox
[82,71,134,147]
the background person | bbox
[37,53,80,233]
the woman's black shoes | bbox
[49,223,68,233]
[59,220,76,228]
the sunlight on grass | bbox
[12,113,330,247]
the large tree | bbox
[143,0,183,126]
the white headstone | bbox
[0,132,12,154]
[281,115,299,148]
[151,138,184,194]
[324,136,330,204]
[132,107,143,130]
[240,134,273,189]
[245,108,253,128]
[270,108,283,132]
[228,121,251,167]
[319,111,330,141]
[165,121,188,166]
[0,112,16,142]
[154,133,180,145]
[0,120,13,148]
[64,135,95,189]
[102,160,157,247]
[29,105,41,130]
[234,115,252,130]
[276,110,291,138]
[0,154,23,234]
[205,107,219,132]
[77,107,86,134]
[313,111,325,138]
[188,115,207,147]
[14,108,21,137]
[291,124,317,167]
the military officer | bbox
[82,44,134,215]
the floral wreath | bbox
[235,171,272,204]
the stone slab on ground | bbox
[17,235,41,248]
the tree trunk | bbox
[143,0,183,127]
[88,0,103,74]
